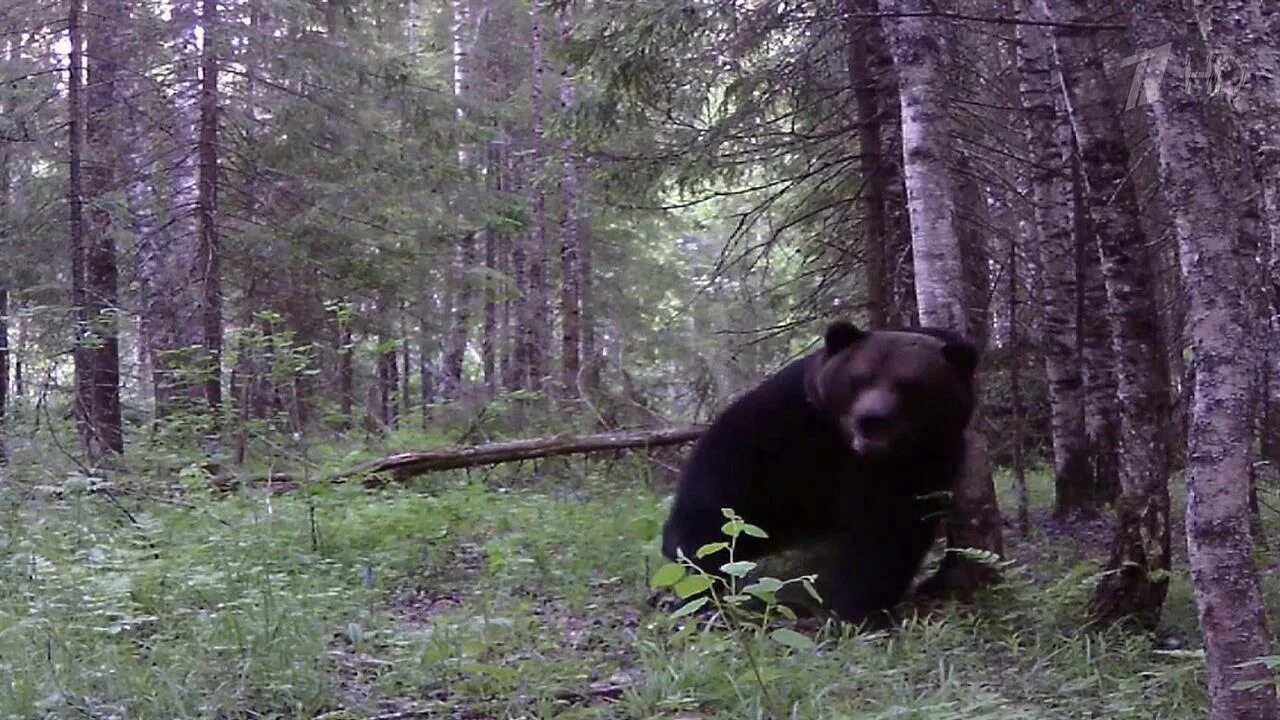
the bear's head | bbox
[805,321,978,456]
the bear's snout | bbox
[856,411,893,438]
[846,387,900,455]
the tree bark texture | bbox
[1124,1,1279,716]
[336,425,708,481]
[558,11,582,398]
[507,153,530,391]
[1007,217,1029,537]
[68,0,88,449]
[1042,0,1172,629]
[211,425,708,492]
[198,0,222,412]
[1073,142,1121,505]
[525,2,551,392]
[1189,0,1280,268]
[0,287,7,464]
[844,0,891,328]
[0,127,8,463]
[578,185,599,397]
[338,316,354,428]
[483,140,502,392]
[444,0,480,396]
[380,340,399,431]
[1015,0,1093,517]
[142,0,221,421]
[79,0,125,460]
[881,0,1004,596]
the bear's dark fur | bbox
[661,321,978,626]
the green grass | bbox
[0,459,1246,719]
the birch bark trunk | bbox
[1041,0,1172,628]
[881,0,1004,596]
[1124,1,1278,715]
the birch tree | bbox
[558,12,582,398]
[1123,0,1278,715]
[1074,149,1121,505]
[1189,1,1280,258]
[68,0,87,447]
[444,0,481,396]
[526,1,551,392]
[1015,1,1092,517]
[0,286,7,466]
[1041,0,1172,628]
[0,81,9,463]
[141,0,221,420]
[881,0,1004,594]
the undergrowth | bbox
[0,447,1242,719]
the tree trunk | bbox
[381,311,400,432]
[0,286,7,464]
[444,0,479,397]
[198,0,222,414]
[418,319,435,429]
[443,231,477,394]
[1008,217,1029,537]
[79,0,125,460]
[338,314,353,429]
[68,0,88,448]
[335,425,707,481]
[843,0,890,328]
[1015,0,1092,518]
[12,310,22,400]
[400,311,412,424]
[558,12,582,399]
[145,0,219,423]
[525,2,551,393]
[1190,0,1280,266]
[122,68,169,417]
[507,155,530,391]
[1042,0,1172,629]
[482,140,502,392]
[881,0,1004,597]
[0,125,8,463]
[378,344,396,432]
[1073,140,1121,505]
[1123,1,1279,715]
[578,194,599,397]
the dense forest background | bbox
[1,0,1279,718]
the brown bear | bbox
[661,320,978,626]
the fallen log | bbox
[211,425,707,492]
[334,424,708,481]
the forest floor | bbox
[0,448,1266,719]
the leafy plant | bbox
[649,507,822,712]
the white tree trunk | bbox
[1190,0,1280,261]
[557,12,581,398]
[1041,0,1172,628]
[881,0,1004,593]
[148,0,215,416]
[525,1,551,391]
[1124,2,1279,716]
[1015,0,1092,516]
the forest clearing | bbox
[2,0,1279,717]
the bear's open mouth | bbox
[852,434,892,455]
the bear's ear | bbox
[823,321,864,354]
[941,342,979,378]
